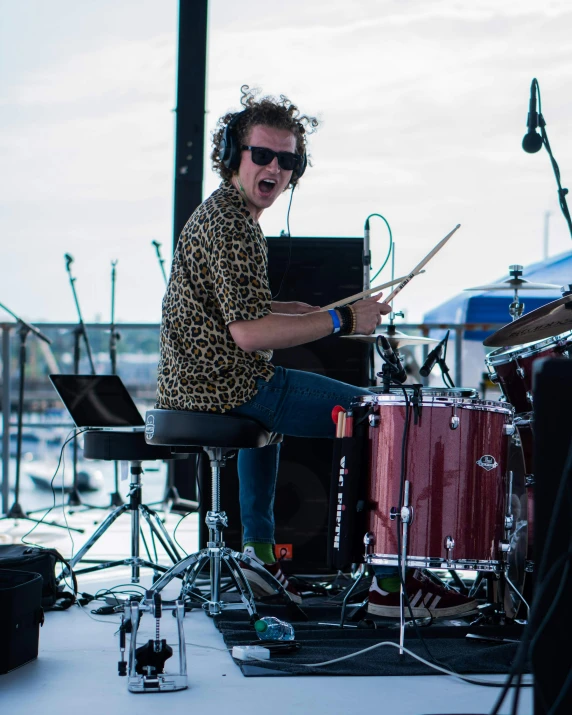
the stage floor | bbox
[0,507,533,715]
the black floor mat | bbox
[214,602,529,678]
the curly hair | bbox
[211,85,319,188]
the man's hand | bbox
[271,301,320,315]
[351,294,392,334]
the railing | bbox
[0,320,505,515]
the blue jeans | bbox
[229,366,373,545]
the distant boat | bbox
[24,461,104,493]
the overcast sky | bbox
[1,0,572,325]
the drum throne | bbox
[143,409,293,620]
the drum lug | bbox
[368,413,380,428]
[450,405,459,430]
[514,358,525,379]
[525,475,535,487]
[503,422,515,436]
[499,540,511,553]
[504,515,514,530]
[526,391,533,405]
[445,536,455,566]
[389,507,398,521]
[489,371,499,384]
[525,560,534,573]
[363,532,376,557]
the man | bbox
[157,87,476,618]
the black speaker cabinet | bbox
[198,236,370,573]
[531,358,572,715]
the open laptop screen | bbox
[49,374,145,428]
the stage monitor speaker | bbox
[198,236,370,573]
[531,358,572,715]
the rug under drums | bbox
[214,603,529,678]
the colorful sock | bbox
[378,576,401,593]
[244,542,275,564]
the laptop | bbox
[49,374,146,430]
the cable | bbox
[272,185,296,300]
[366,213,393,283]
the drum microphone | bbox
[419,332,449,377]
[378,335,407,384]
[522,78,543,154]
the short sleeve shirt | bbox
[156,182,275,412]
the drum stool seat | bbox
[144,408,292,619]
[57,429,188,587]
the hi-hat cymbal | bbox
[343,330,438,348]
[465,278,561,291]
[483,295,572,347]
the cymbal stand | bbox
[108,260,124,508]
[508,265,525,321]
[398,480,412,655]
[65,254,97,508]
[0,302,80,532]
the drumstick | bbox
[321,273,424,311]
[384,224,461,304]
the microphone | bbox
[522,79,543,154]
[378,335,407,384]
[420,332,449,377]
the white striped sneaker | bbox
[240,547,303,604]
[367,569,478,619]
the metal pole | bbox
[454,326,463,387]
[1,324,11,514]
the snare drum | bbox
[356,389,514,572]
[486,332,572,414]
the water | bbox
[254,617,295,641]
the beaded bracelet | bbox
[347,304,357,335]
[337,306,353,335]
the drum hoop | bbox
[355,394,513,415]
[485,331,572,367]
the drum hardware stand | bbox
[398,480,413,654]
[339,532,377,628]
[55,461,182,584]
[0,303,81,531]
[118,593,187,692]
[508,265,526,321]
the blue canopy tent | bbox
[424,250,572,341]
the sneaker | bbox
[367,569,478,619]
[240,547,303,604]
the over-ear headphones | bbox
[219,110,307,179]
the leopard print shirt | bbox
[156,181,275,413]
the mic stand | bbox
[152,241,168,286]
[437,356,455,388]
[0,302,81,532]
[539,112,572,241]
[65,255,96,508]
[108,260,124,508]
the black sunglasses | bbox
[241,145,301,171]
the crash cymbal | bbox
[483,294,572,347]
[343,330,438,348]
[465,278,561,291]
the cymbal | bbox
[465,278,561,291]
[483,295,572,347]
[343,330,439,348]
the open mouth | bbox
[258,179,276,196]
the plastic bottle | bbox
[254,616,295,641]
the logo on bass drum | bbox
[476,455,498,471]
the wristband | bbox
[328,309,341,334]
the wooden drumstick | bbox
[383,224,461,304]
[321,273,424,311]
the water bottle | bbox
[254,616,295,641]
